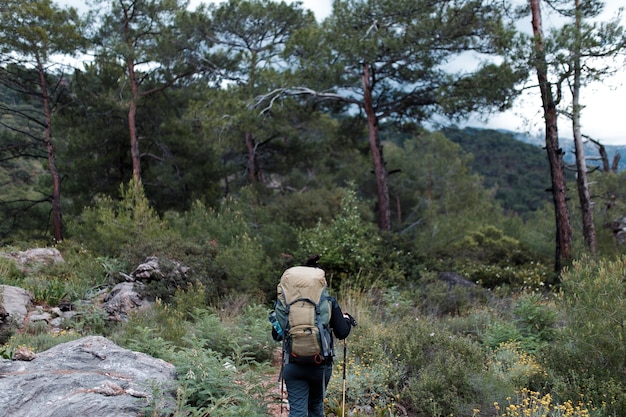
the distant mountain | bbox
[442,126,625,217]
[442,127,556,215]
[498,129,626,172]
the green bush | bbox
[69,179,166,261]
[188,304,274,365]
[537,256,626,415]
[0,256,24,284]
[392,320,486,416]
[165,198,274,297]
[558,257,626,378]
[297,187,381,287]
[172,341,269,415]
[325,329,402,416]
[512,293,558,350]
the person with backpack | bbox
[270,255,356,417]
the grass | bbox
[1,252,626,416]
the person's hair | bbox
[303,254,321,268]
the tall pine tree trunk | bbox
[361,63,391,232]
[530,0,572,273]
[572,0,596,254]
[127,55,141,182]
[37,55,63,242]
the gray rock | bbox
[131,256,163,281]
[0,285,33,325]
[0,248,64,273]
[103,282,152,321]
[28,312,52,323]
[0,336,177,417]
[131,256,189,283]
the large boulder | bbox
[103,282,153,321]
[0,336,177,417]
[0,247,64,272]
[0,285,33,326]
[130,256,189,283]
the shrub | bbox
[69,179,166,261]
[297,187,381,287]
[188,303,274,365]
[537,256,626,415]
[557,256,626,379]
[0,256,24,284]
[166,199,274,297]
[325,319,404,416]
[173,341,269,415]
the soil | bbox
[264,347,289,416]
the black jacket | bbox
[271,296,352,341]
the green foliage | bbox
[0,156,49,243]
[386,132,506,255]
[106,287,273,415]
[0,256,24,283]
[554,256,626,378]
[69,179,166,261]
[326,322,403,416]
[187,304,274,365]
[482,319,525,350]
[22,276,68,306]
[2,328,82,357]
[589,171,626,257]
[388,316,486,416]
[443,127,556,216]
[297,187,381,285]
[68,304,109,336]
[112,285,273,365]
[534,256,626,416]
[111,298,188,354]
[165,197,274,296]
[454,225,531,266]
[487,341,546,391]
[172,341,269,416]
[512,293,558,347]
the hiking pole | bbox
[341,338,347,417]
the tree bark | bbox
[245,131,262,184]
[37,54,63,242]
[530,0,572,273]
[572,0,596,254]
[124,7,141,183]
[361,63,391,232]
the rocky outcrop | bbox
[0,285,33,326]
[103,282,152,321]
[0,336,177,417]
[129,256,189,282]
[0,248,64,272]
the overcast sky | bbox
[60,0,626,145]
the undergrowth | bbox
[1,252,626,416]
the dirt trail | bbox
[264,347,289,416]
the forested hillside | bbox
[443,127,558,215]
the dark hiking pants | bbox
[283,362,333,417]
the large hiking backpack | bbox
[275,266,333,365]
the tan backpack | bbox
[275,266,333,364]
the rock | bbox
[0,285,33,325]
[28,312,52,323]
[131,256,164,281]
[0,336,177,417]
[131,256,189,283]
[438,271,477,288]
[0,248,64,272]
[13,346,36,361]
[103,282,152,321]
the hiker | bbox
[271,255,356,417]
